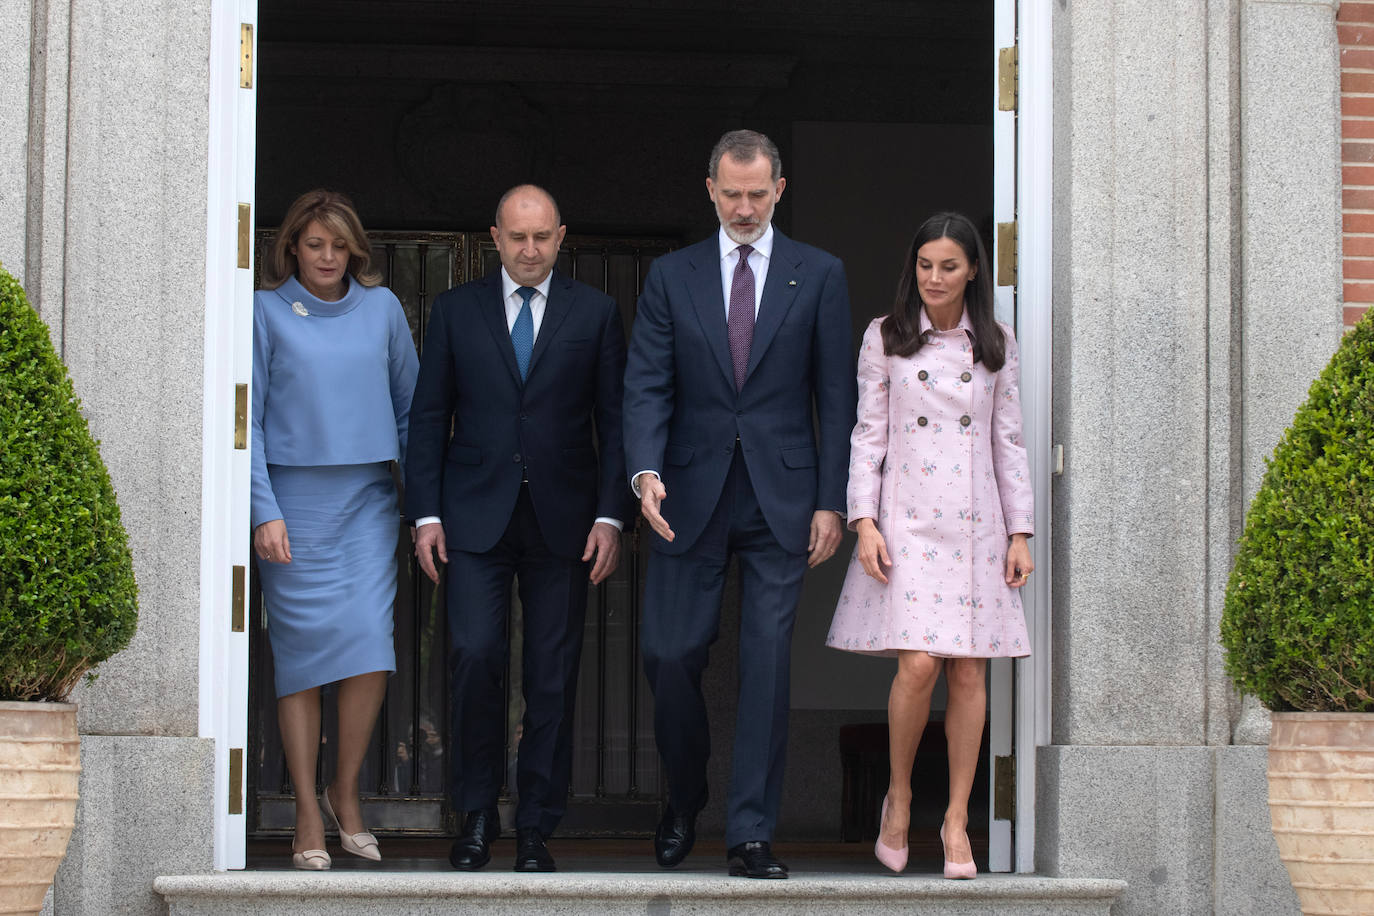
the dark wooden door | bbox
[248,230,675,837]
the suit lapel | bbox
[477,276,523,386]
[528,270,573,379]
[683,238,735,388]
[745,230,804,381]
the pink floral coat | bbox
[826,312,1034,658]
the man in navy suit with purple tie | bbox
[407,185,630,873]
[623,131,857,878]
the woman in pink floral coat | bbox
[826,212,1034,878]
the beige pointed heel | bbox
[321,784,382,861]
[291,848,331,870]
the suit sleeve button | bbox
[917,370,928,381]
[959,415,971,427]
[961,371,972,382]
[917,416,928,427]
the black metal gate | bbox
[248,230,675,836]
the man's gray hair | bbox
[494,184,562,228]
[708,130,782,182]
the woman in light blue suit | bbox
[251,189,418,869]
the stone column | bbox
[0,0,32,284]
[1240,0,1344,503]
[1040,0,1336,913]
[25,0,219,912]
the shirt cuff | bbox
[847,498,879,528]
[630,470,659,499]
[594,517,623,531]
[1004,511,1034,537]
[415,516,442,528]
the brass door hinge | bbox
[239,24,254,89]
[997,221,1017,287]
[231,565,245,632]
[998,45,1018,112]
[233,383,248,449]
[994,754,1015,821]
[229,747,244,814]
[237,203,252,269]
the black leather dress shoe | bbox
[513,827,556,872]
[449,808,500,871]
[654,786,706,868]
[727,841,789,879]
[654,806,697,868]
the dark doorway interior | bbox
[250,0,994,852]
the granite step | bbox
[154,871,1127,916]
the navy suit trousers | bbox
[445,485,588,837]
[641,448,807,848]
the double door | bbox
[248,230,675,836]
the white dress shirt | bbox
[500,266,551,335]
[717,223,773,320]
[417,266,621,532]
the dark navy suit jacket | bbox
[405,269,630,559]
[623,230,857,556]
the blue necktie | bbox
[512,286,535,381]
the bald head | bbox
[490,184,567,287]
[494,184,561,229]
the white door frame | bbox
[1015,0,1054,877]
[196,0,1052,873]
[991,0,1055,875]
[987,0,1017,873]
[201,0,257,871]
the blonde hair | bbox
[261,189,381,289]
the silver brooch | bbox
[291,301,310,317]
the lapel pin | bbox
[788,280,797,286]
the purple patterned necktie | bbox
[727,244,755,391]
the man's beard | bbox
[722,218,767,246]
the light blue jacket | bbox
[251,274,419,529]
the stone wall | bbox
[2,0,1351,912]
[0,0,31,286]
[10,0,219,913]
[1042,0,1340,913]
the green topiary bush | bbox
[0,262,138,701]
[1220,308,1374,712]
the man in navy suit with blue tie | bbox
[407,185,630,873]
[623,131,857,878]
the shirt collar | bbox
[918,306,976,340]
[717,223,774,262]
[500,266,553,302]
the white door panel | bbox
[202,0,257,871]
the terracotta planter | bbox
[0,702,80,916]
[1268,712,1374,916]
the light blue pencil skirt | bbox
[258,463,398,698]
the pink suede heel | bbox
[940,824,977,879]
[874,794,908,873]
